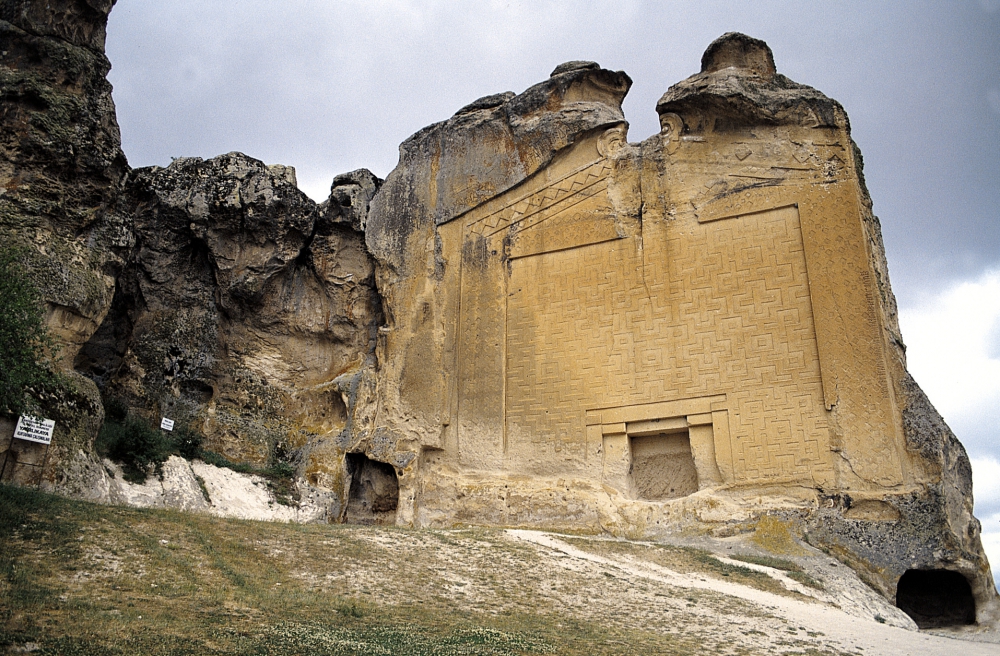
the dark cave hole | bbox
[180,379,214,404]
[344,453,398,525]
[895,569,976,628]
[74,277,135,387]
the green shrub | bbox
[266,461,295,479]
[0,246,60,417]
[199,449,253,474]
[786,569,824,590]
[95,407,293,503]
[96,417,172,484]
[730,553,825,590]
[170,423,204,460]
[730,554,803,572]
[96,410,210,483]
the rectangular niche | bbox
[591,395,728,499]
[630,431,699,500]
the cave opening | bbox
[895,569,976,628]
[344,453,399,525]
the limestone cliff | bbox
[0,4,994,628]
[0,0,128,493]
[76,155,382,513]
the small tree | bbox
[0,246,58,417]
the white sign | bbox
[13,415,55,445]
[160,417,175,431]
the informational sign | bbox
[13,416,55,445]
[160,417,175,431]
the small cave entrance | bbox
[895,569,976,628]
[630,431,699,500]
[344,453,399,525]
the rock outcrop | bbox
[76,154,382,511]
[355,32,998,623]
[0,0,128,491]
[0,5,994,629]
[0,0,128,358]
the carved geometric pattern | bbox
[695,185,903,486]
[467,160,612,237]
[505,205,834,483]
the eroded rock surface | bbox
[0,0,128,357]
[0,7,994,629]
[354,32,998,623]
[77,153,382,496]
[0,0,128,490]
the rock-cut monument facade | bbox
[360,34,997,620]
[0,0,994,629]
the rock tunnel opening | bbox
[895,569,976,628]
[344,453,399,525]
[630,431,699,500]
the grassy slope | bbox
[0,484,849,655]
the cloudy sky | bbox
[104,1,999,565]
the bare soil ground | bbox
[1,484,997,655]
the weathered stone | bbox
[96,455,336,522]
[0,6,994,630]
[77,153,381,480]
[657,32,840,129]
[318,168,381,233]
[355,32,998,623]
[0,0,127,489]
[454,92,515,116]
[366,62,631,270]
[0,1,129,357]
[361,61,632,527]
[2,0,116,53]
[0,372,107,497]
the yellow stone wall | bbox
[365,37,996,618]
[432,118,908,498]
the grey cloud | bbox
[105,1,999,300]
[988,89,1000,115]
[988,317,1000,360]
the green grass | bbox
[0,484,800,656]
[730,554,803,572]
[786,570,825,590]
[560,537,795,598]
[730,554,824,590]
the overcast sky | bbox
[104,1,1000,564]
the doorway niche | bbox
[629,431,699,500]
[344,453,399,525]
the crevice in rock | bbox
[73,268,136,388]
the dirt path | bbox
[508,529,1000,656]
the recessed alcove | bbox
[344,453,399,525]
[629,431,699,500]
[895,569,976,628]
